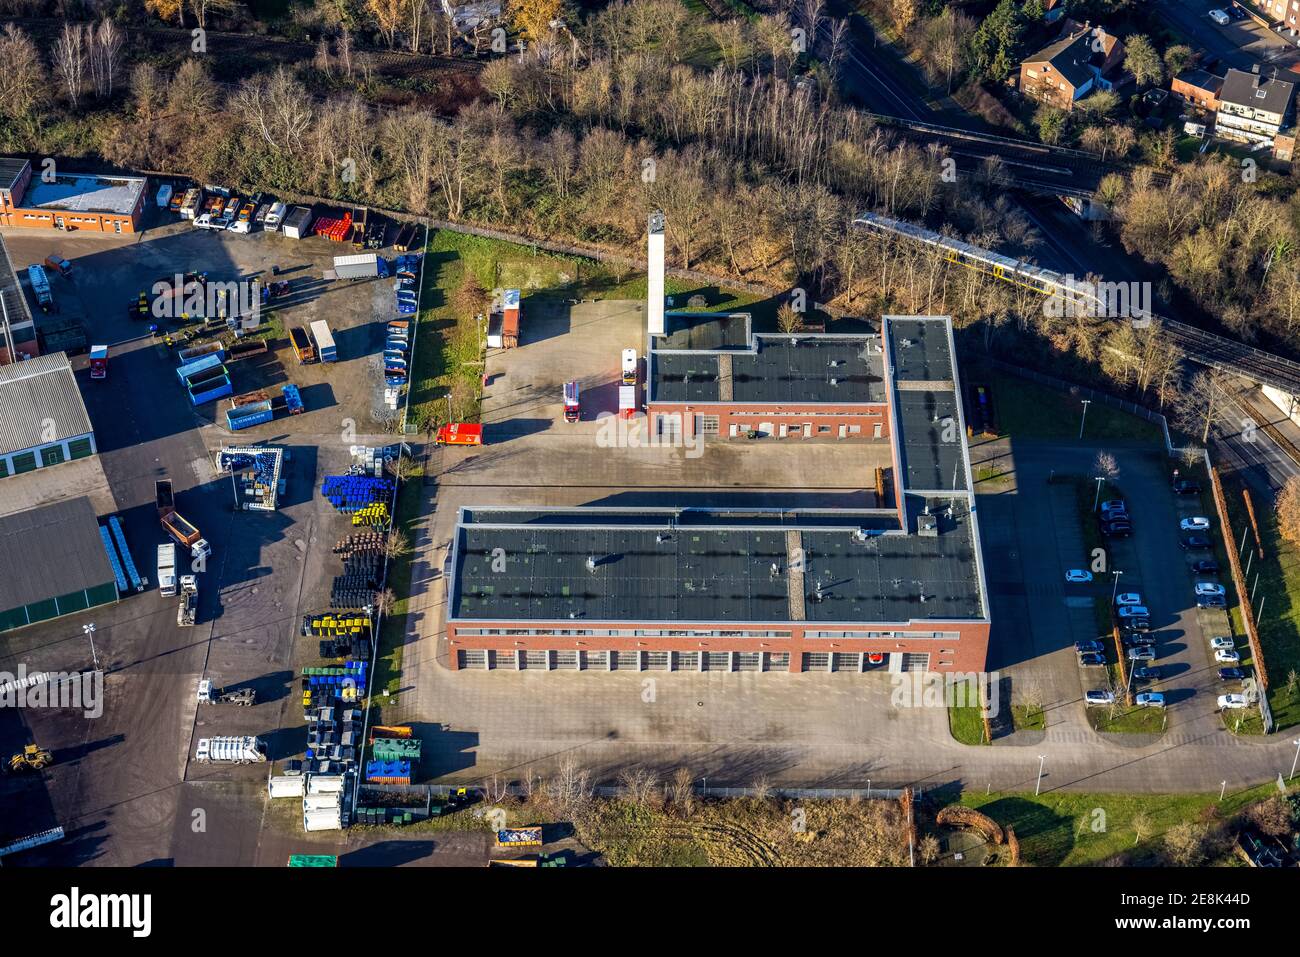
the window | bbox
[10,451,36,474]
[699,415,720,434]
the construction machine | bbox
[8,744,53,773]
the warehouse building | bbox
[0,235,39,364]
[0,497,118,634]
[446,315,991,675]
[0,353,96,477]
[645,312,889,441]
[0,158,147,234]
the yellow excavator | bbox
[7,744,53,774]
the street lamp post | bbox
[1093,475,1106,512]
[1111,570,1124,603]
[1035,754,1046,796]
[1078,399,1092,440]
[1290,738,1300,781]
[82,622,98,673]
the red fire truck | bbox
[435,423,483,446]
[89,344,108,380]
[563,381,580,423]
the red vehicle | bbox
[89,344,108,380]
[563,381,580,423]
[435,423,483,446]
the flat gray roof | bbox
[650,312,886,405]
[0,497,114,611]
[884,316,969,494]
[22,173,146,216]
[0,235,34,335]
[451,503,983,624]
[884,317,954,383]
[0,352,94,457]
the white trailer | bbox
[157,543,177,597]
[328,253,382,280]
[268,775,306,798]
[194,736,267,764]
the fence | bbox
[408,782,904,801]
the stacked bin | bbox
[178,352,233,405]
[365,760,412,786]
[321,476,394,513]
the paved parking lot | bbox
[0,218,412,863]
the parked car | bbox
[1218,693,1248,710]
[1191,559,1220,574]
[1197,594,1227,609]
[1135,692,1166,708]
[1100,499,1128,518]
[1218,667,1246,681]
[1123,634,1157,647]
[1115,593,1143,607]
[1180,517,1211,532]
[1085,689,1116,706]
[1228,3,1246,18]
[193,214,224,231]
[1075,640,1105,654]
[1209,9,1231,26]
[1125,617,1153,633]
[1128,646,1156,661]
[1180,535,1212,550]
[1064,569,1093,584]
[1118,605,1150,621]
[1195,582,1226,598]
[1215,649,1241,664]
[1101,521,1133,538]
[1173,479,1202,495]
[1079,652,1107,667]
[1132,666,1160,681]
[1210,636,1235,651]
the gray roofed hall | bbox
[0,352,94,457]
[0,497,114,612]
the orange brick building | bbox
[0,158,146,234]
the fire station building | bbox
[445,314,991,675]
[645,311,889,443]
[0,158,147,234]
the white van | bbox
[264,201,287,230]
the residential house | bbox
[1019,22,1126,111]
[1259,0,1300,35]
[1215,67,1296,158]
[1171,69,1223,112]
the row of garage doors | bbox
[456,651,930,672]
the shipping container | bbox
[156,183,173,209]
[281,206,314,239]
[289,326,316,363]
[434,423,482,446]
[177,340,225,365]
[329,253,383,280]
[310,320,337,362]
[227,339,268,362]
[268,775,306,798]
[227,400,274,431]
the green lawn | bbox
[957,780,1298,866]
[369,463,425,709]
[985,372,1166,445]
[1088,703,1168,734]
[948,676,989,745]
[1012,705,1046,732]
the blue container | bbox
[177,352,224,383]
[191,376,233,406]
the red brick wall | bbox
[647,401,891,440]
[1,207,139,233]
[448,619,990,673]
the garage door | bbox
[832,652,861,672]
[582,651,608,670]
[68,437,93,459]
[645,651,669,670]
[612,651,640,670]
[492,650,518,670]
[458,649,487,669]
[802,652,830,671]
[736,652,761,671]
[674,651,699,670]
[767,653,789,670]
[554,650,579,669]
[703,652,731,671]
[40,445,65,467]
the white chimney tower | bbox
[647,211,666,337]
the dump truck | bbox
[177,575,198,626]
[195,736,266,764]
[161,511,212,562]
[157,543,177,597]
[197,679,256,707]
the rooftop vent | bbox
[586,556,599,572]
[918,513,939,537]
[853,528,870,542]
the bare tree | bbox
[52,22,88,109]
[1093,450,1120,481]
[670,766,694,814]
[549,755,593,820]
[0,24,47,128]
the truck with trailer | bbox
[310,320,337,362]
[622,348,638,385]
[619,384,637,419]
[195,736,267,764]
[563,380,580,423]
[157,543,177,598]
[197,679,256,707]
[161,511,212,561]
